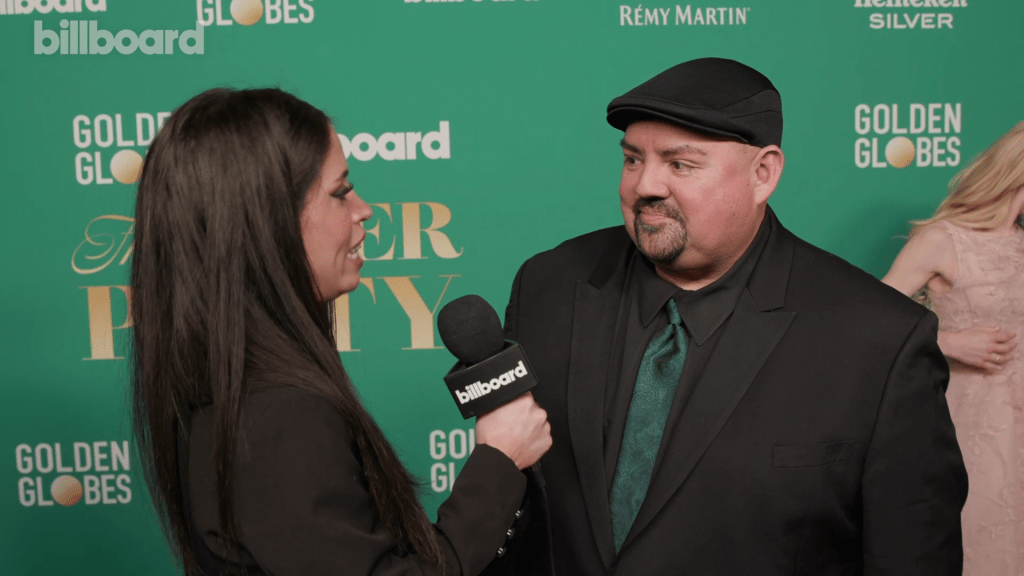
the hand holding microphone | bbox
[476,393,551,470]
[438,295,552,470]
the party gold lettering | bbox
[81,285,131,360]
[333,275,460,352]
[363,202,463,260]
[81,274,462,360]
[71,215,134,274]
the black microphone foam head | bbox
[437,295,506,366]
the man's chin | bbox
[636,236,686,264]
[630,216,687,262]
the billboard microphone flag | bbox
[437,295,539,419]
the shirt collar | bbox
[635,213,773,345]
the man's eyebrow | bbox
[619,139,708,158]
[659,145,707,158]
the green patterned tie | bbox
[609,298,688,552]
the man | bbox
[498,58,967,575]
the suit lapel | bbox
[566,243,632,569]
[621,210,797,550]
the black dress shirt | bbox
[602,214,773,492]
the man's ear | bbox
[752,145,784,205]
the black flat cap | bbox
[607,57,782,148]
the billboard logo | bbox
[15,441,133,507]
[339,121,451,162]
[34,20,205,55]
[0,0,106,15]
[197,0,314,26]
[454,361,529,405]
[854,103,962,169]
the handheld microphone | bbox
[437,295,539,419]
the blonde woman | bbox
[883,121,1024,576]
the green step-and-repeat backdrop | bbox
[1,0,1018,574]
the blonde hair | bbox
[910,121,1024,237]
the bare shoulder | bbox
[909,222,956,254]
[882,221,957,296]
[910,223,957,281]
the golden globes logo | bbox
[197,0,314,27]
[50,475,84,506]
[73,202,465,359]
[73,112,170,185]
[884,136,914,168]
[428,428,475,492]
[854,103,962,169]
[110,149,143,184]
[231,0,263,25]
[15,441,132,507]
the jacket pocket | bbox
[773,441,854,468]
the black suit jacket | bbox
[498,210,967,576]
[184,387,527,576]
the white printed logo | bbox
[619,5,750,27]
[73,112,171,185]
[0,0,106,16]
[339,121,451,162]
[428,428,475,493]
[197,0,314,27]
[15,441,133,507]
[853,0,966,30]
[854,103,962,169]
[454,361,528,404]
[35,20,205,55]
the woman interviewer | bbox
[130,88,552,576]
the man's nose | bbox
[633,164,670,199]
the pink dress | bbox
[930,220,1024,576]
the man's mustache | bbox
[633,198,684,223]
